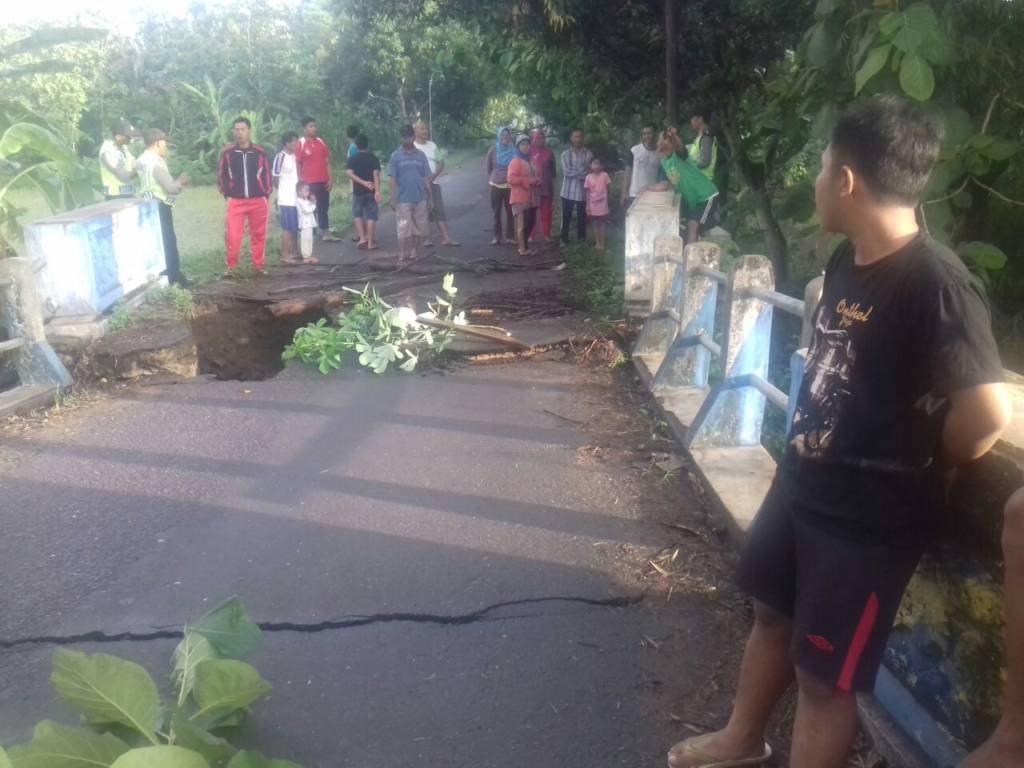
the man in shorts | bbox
[273,132,300,264]
[346,134,381,251]
[414,119,460,247]
[387,124,431,266]
[649,127,718,243]
[667,96,1013,767]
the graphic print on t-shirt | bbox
[790,301,866,457]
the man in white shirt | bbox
[273,132,300,264]
[414,120,460,247]
[621,124,661,209]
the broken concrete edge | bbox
[632,354,945,768]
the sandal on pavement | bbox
[356,241,369,249]
[667,736,772,768]
[302,257,319,265]
[442,240,461,247]
[366,244,379,251]
[490,238,501,246]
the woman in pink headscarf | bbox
[529,128,557,242]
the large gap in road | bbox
[0,595,643,650]
[190,296,326,382]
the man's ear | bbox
[839,164,856,199]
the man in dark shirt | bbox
[346,134,382,251]
[668,97,1013,767]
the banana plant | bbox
[0,100,95,255]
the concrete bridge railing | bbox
[624,189,1024,768]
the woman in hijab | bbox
[507,134,542,257]
[529,129,556,242]
[485,126,516,244]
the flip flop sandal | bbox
[351,234,360,241]
[443,241,462,247]
[366,244,380,251]
[301,257,319,265]
[667,737,772,768]
[357,241,369,249]
[490,239,501,246]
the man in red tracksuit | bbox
[218,116,272,273]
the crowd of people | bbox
[96,107,729,283]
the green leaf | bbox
[190,598,262,659]
[811,102,839,140]
[940,108,974,147]
[879,11,904,37]
[919,31,954,66]
[898,54,934,101]
[981,139,1020,162]
[814,0,840,17]
[173,631,218,702]
[891,25,922,54]
[0,123,76,168]
[170,717,236,768]
[806,22,831,68]
[958,242,1008,272]
[191,660,272,724]
[7,720,130,768]
[110,747,208,768]
[855,45,891,93]
[904,3,940,34]
[51,650,161,744]
[226,751,302,768]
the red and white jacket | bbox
[218,143,272,199]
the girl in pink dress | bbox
[583,158,611,250]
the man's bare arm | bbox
[944,383,1013,465]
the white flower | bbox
[453,311,468,326]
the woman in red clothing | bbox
[507,135,542,257]
[529,129,556,242]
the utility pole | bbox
[665,0,679,127]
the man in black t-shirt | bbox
[345,134,382,251]
[668,97,1013,768]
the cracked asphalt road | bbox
[0,158,745,767]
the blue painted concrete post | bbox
[633,234,685,361]
[689,255,774,448]
[651,241,721,393]
[0,257,72,389]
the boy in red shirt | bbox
[296,116,338,241]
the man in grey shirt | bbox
[559,128,592,245]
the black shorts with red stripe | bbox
[737,476,924,693]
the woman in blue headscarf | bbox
[486,126,516,244]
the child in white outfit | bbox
[295,182,319,264]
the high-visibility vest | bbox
[136,149,173,205]
[688,133,718,180]
[99,140,136,196]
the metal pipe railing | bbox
[745,285,805,318]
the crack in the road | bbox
[0,594,644,650]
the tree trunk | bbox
[718,112,788,284]
[665,0,679,126]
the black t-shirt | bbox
[347,151,380,196]
[781,233,1004,535]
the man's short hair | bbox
[570,128,584,136]
[347,124,359,139]
[281,131,298,146]
[692,105,712,122]
[233,116,252,128]
[642,124,657,132]
[355,134,369,150]
[400,124,415,139]
[830,96,943,206]
[301,116,315,127]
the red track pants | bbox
[225,197,270,269]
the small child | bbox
[583,158,611,251]
[295,182,319,265]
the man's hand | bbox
[325,178,333,192]
[177,173,190,187]
[374,191,382,204]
